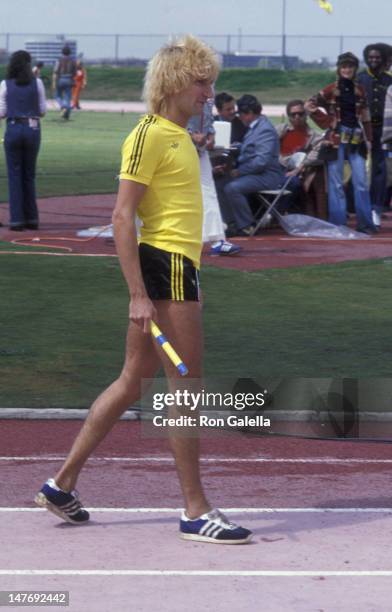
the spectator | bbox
[0,50,46,230]
[358,43,392,226]
[52,45,76,120]
[214,92,248,144]
[375,43,392,71]
[216,94,284,237]
[382,85,392,187]
[382,85,392,145]
[276,99,327,219]
[305,52,377,234]
[187,100,241,255]
[32,61,44,78]
[72,59,87,110]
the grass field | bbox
[1,251,391,408]
[0,111,141,203]
[0,101,388,411]
[0,65,332,105]
[0,110,295,204]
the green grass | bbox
[0,111,299,205]
[0,66,332,105]
[0,111,141,203]
[1,253,391,408]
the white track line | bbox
[1,507,392,513]
[1,456,392,464]
[1,570,392,577]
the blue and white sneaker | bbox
[209,240,242,256]
[35,478,90,525]
[180,508,252,544]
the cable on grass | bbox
[0,224,114,255]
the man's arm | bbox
[52,61,59,93]
[36,78,47,116]
[237,124,278,175]
[112,179,157,333]
[0,81,7,118]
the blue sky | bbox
[2,0,391,62]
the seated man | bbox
[214,92,248,144]
[216,94,284,236]
[276,99,327,219]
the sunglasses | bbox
[289,111,305,118]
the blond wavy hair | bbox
[143,35,220,114]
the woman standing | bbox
[305,52,377,234]
[0,50,46,230]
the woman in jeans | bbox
[305,52,377,234]
[0,50,46,230]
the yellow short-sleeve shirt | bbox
[119,114,203,268]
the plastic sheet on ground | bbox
[278,214,371,240]
[77,217,142,239]
[77,224,114,238]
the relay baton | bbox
[150,321,189,376]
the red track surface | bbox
[1,194,392,267]
[2,196,392,609]
[1,420,392,509]
[1,421,392,611]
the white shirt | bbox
[0,78,47,118]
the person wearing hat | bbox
[305,52,377,234]
[358,44,392,224]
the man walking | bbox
[52,45,76,120]
[36,35,252,545]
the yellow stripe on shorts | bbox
[171,253,184,301]
[179,254,184,301]
[171,253,176,300]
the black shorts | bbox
[139,243,200,302]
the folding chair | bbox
[250,152,306,235]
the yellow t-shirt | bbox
[119,114,203,268]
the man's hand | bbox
[230,169,240,178]
[191,132,207,147]
[129,295,157,334]
[212,164,226,175]
[304,100,318,114]
[206,134,215,150]
[286,164,305,177]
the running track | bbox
[1,106,392,607]
[1,420,392,611]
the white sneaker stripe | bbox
[206,523,220,537]
[59,501,81,511]
[211,526,224,539]
[200,520,213,536]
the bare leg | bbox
[54,323,160,491]
[154,300,210,519]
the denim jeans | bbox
[4,121,41,227]
[327,143,374,230]
[56,76,73,117]
[217,172,283,230]
[370,125,387,213]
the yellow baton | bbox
[150,321,189,376]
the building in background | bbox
[222,52,300,69]
[25,39,77,64]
